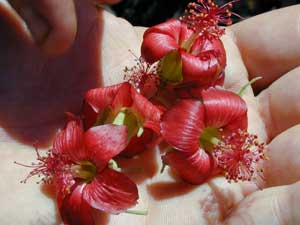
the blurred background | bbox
[109,0,300,26]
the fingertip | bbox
[36,0,77,55]
[225,183,300,225]
[263,125,300,187]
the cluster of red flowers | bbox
[18,1,267,225]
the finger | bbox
[262,125,300,187]
[258,67,300,138]
[9,0,77,55]
[221,29,250,94]
[231,5,300,91]
[224,182,300,225]
[101,11,142,85]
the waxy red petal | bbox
[84,125,128,171]
[179,36,226,86]
[85,83,126,113]
[190,37,226,68]
[121,128,154,157]
[175,71,225,99]
[161,100,205,152]
[53,119,87,162]
[180,50,221,85]
[201,88,248,132]
[83,168,138,214]
[141,19,191,63]
[142,32,178,63]
[111,82,132,110]
[60,184,94,225]
[163,149,214,184]
[81,101,98,130]
[131,87,164,134]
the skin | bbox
[0,1,300,224]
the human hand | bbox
[1,1,300,224]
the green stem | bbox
[238,77,262,96]
[160,163,167,174]
[108,159,121,172]
[125,209,148,216]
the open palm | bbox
[0,1,300,224]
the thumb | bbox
[225,182,300,225]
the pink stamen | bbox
[124,52,160,98]
[180,0,240,38]
[213,129,266,183]
[15,147,71,185]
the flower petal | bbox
[175,71,225,99]
[161,100,205,152]
[53,119,87,161]
[83,168,138,214]
[190,36,226,68]
[163,149,214,184]
[60,184,94,225]
[141,19,191,63]
[180,50,222,85]
[111,82,132,110]
[84,124,128,170]
[201,88,248,132]
[85,83,127,113]
[179,36,226,86]
[82,101,98,130]
[121,128,154,157]
[131,87,164,134]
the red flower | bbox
[84,82,164,156]
[161,88,265,183]
[22,118,138,225]
[141,18,226,88]
[161,88,247,152]
[85,82,164,135]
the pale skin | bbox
[0,1,300,224]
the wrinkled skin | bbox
[1,1,300,224]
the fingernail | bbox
[19,6,50,45]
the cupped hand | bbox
[1,1,300,224]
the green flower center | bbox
[113,108,144,139]
[199,127,220,150]
[72,160,97,183]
